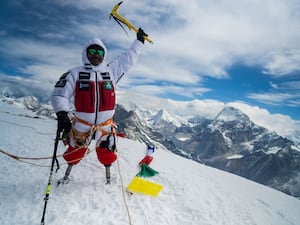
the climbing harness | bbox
[70,116,117,151]
[73,117,116,139]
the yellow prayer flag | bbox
[127,176,163,197]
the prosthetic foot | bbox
[57,164,73,186]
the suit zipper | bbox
[94,72,99,124]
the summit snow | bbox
[1,96,300,225]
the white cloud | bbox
[0,74,52,101]
[3,0,300,89]
[263,49,300,76]
[249,80,300,107]
[6,0,300,78]
[52,0,113,10]
[247,93,295,106]
[139,0,300,78]
[118,90,225,118]
[227,101,300,138]
[48,0,300,78]
[2,38,77,63]
[118,83,211,99]
[247,85,300,107]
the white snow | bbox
[175,133,192,142]
[291,145,300,152]
[227,154,244,159]
[1,101,300,225]
[242,141,254,151]
[177,136,191,141]
[265,147,282,155]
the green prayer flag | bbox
[137,163,159,177]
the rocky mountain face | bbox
[2,95,300,198]
[115,104,300,198]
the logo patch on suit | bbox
[79,81,90,90]
[104,81,113,90]
[54,72,69,87]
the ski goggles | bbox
[88,48,104,56]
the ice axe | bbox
[109,1,153,44]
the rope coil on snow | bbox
[0,146,93,167]
[0,148,62,167]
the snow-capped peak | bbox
[214,106,250,122]
[152,108,188,127]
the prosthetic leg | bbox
[96,135,117,184]
[105,165,111,184]
[57,164,73,186]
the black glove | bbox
[99,134,117,152]
[137,28,148,44]
[56,111,71,138]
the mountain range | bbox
[114,103,300,198]
[1,94,300,198]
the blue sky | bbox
[0,1,300,129]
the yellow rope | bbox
[117,156,133,225]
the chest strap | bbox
[76,117,116,136]
[76,117,112,127]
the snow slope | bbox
[0,101,300,225]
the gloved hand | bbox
[56,111,71,139]
[137,28,148,44]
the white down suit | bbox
[51,38,143,165]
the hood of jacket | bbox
[82,38,108,71]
